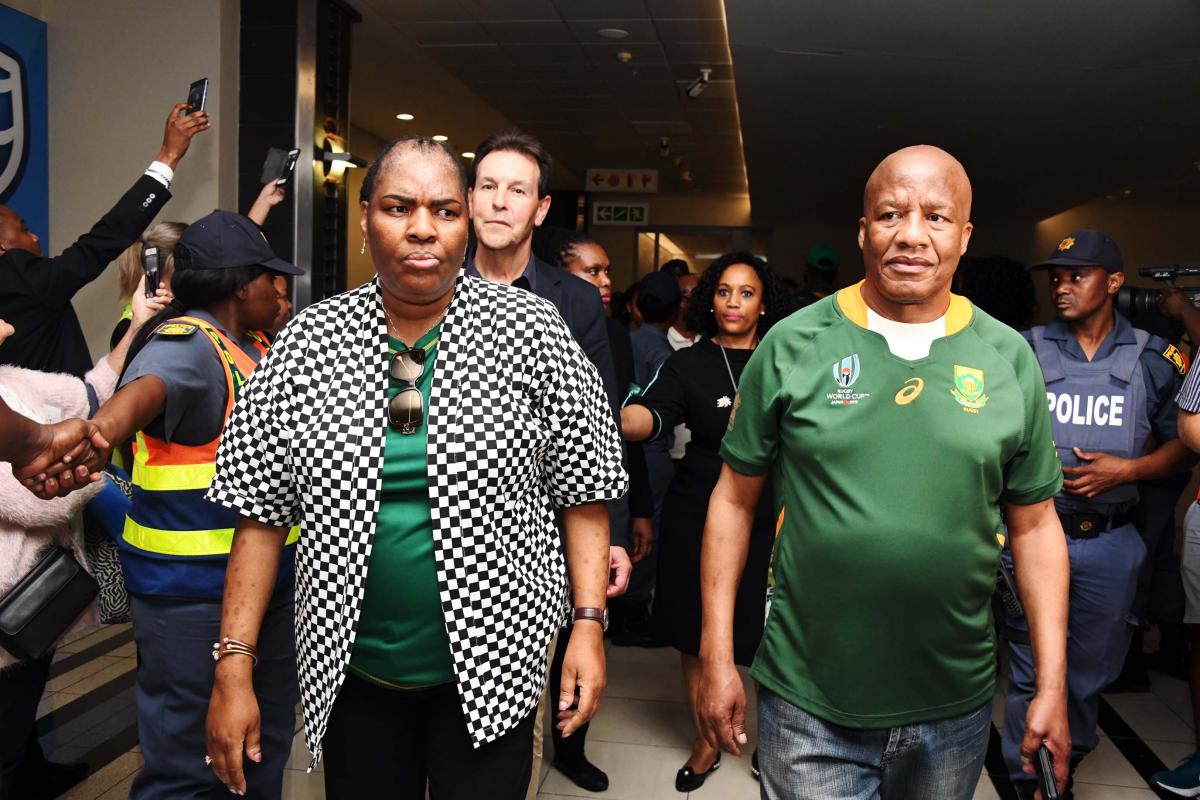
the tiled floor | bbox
[37,625,1197,798]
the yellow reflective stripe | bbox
[133,461,218,492]
[123,519,300,556]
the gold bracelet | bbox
[212,636,259,667]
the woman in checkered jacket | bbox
[203,136,628,800]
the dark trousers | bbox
[0,653,53,798]
[548,621,588,762]
[129,594,297,800]
[323,674,534,800]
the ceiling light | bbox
[396,113,414,120]
[685,68,712,99]
[616,51,633,64]
[433,135,449,142]
[462,151,475,159]
[598,27,629,40]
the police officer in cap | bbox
[1001,228,1195,797]
[25,210,306,799]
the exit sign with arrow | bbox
[585,168,658,193]
[592,202,649,226]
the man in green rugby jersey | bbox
[697,146,1071,799]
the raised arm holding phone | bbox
[0,103,209,377]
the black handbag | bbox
[0,545,99,661]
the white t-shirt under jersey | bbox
[867,308,947,360]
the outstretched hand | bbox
[14,418,111,499]
[158,103,210,169]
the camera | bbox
[1115,265,1200,318]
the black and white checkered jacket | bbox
[207,273,627,764]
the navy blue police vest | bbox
[1030,325,1151,515]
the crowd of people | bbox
[3,102,1200,800]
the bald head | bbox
[857,145,974,320]
[864,145,972,220]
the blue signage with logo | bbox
[0,4,48,241]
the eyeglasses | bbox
[388,348,427,434]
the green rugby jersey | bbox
[722,282,1061,728]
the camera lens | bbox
[1116,287,1162,318]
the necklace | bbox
[383,298,450,345]
[715,333,756,395]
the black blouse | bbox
[632,338,754,500]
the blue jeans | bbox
[758,688,990,800]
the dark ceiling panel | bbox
[553,0,651,20]
[662,41,730,64]
[582,42,669,68]
[645,0,724,19]
[371,0,472,24]
[502,43,589,65]
[483,19,576,44]
[726,0,1200,222]
[397,21,492,45]
[654,18,727,43]
[566,18,659,43]
[462,0,559,20]
[422,43,513,65]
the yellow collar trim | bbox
[835,280,973,335]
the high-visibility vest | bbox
[120,315,297,598]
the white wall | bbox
[25,0,240,358]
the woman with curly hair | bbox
[621,251,792,791]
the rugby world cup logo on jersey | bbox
[828,353,871,406]
[0,46,29,204]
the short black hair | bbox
[472,130,552,197]
[660,258,690,278]
[684,251,794,339]
[359,136,468,204]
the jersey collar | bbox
[835,280,973,335]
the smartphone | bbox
[184,78,209,115]
[276,148,301,186]
[142,246,160,298]
[1034,745,1059,800]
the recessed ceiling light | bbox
[462,151,475,159]
[433,135,449,142]
[396,113,414,120]
[598,27,629,40]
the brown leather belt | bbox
[1058,511,1131,540]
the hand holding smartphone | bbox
[184,78,209,115]
[1034,745,1060,800]
[142,246,160,298]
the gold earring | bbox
[359,240,366,255]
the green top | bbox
[348,326,455,689]
[722,283,1062,728]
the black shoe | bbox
[675,754,720,792]
[553,754,609,792]
[751,748,760,780]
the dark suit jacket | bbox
[0,174,171,377]
[532,259,631,550]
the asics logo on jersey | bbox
[895,378,924,405]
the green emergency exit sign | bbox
[592,202,649,226]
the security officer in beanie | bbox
[1001,228,1195,797]
[25,210,306,799]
